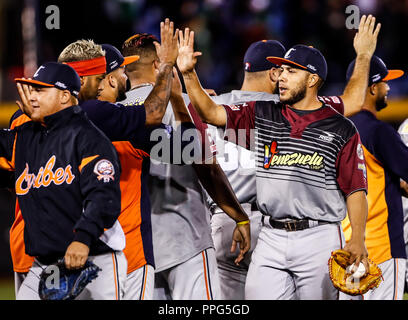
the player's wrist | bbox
[236,219,250,225]
[355,52,372,60]
[349,233,366,244]
[180,69,196,77]
[158,61,174,71]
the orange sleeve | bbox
[9,201,34,273]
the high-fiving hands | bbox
[154,18,179,68]
[177,28,202,75]
[353,14,381,58]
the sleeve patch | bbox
[94,159,115,183]
[357,143,364,160]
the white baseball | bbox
[346,262,366,279]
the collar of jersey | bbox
[43,105,81,129]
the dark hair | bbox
[122,33,159,57]
[122,33,159,72]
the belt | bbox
[261,216,330,232]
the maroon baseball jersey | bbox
[222,97,367,222]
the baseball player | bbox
[342,56,407,300]
[178,24,370,298]
[5,62,126,300]
[119,32,250,300]
[10,18,199,300]
[94,42,211,300]
[206,15,380,300]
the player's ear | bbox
[153,59,160,73]
[369,83,377,96]
[269,67,280,82]
[60,90,71,105]
[108,74,116,88]
[308,74,319,88]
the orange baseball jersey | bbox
[112,141,152,273]
[9,112,34,273]
[342,110,407,265]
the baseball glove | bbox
[328,249,383,296]
[38,259,102,300]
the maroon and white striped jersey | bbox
[222,99,367,222]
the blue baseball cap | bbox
[267,44,328,81]
[243,40,286,72]
[15,62,81,97]
[102,44,139,74]
[346,55,404,86]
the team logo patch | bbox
[33,66,45,78]
[319,131,335,142]
[94,159,115,183]
[284,48,296,58]
[372,73,382,83]
[245,62,251,71]
[263,141,324,171]
[357,143,364,160]
[358,163,367,179]
[55,81,67,89]
[228,104,241,111]
[109,60,119,70]
[307,64,316,71]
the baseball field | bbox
[0,278,14,300]
[0,277,405,300]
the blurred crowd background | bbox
[0,0,407,291]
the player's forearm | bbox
[340,54,371,117]
[346,190,368,243]
[170,94,193,123]
[182,70,226,126]
[400,180,408,198]
[144,63,173,126]
[193,161,249,223]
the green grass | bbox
[0,278,15,300]
[0,276,406,300]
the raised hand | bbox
[16,80,34,118]
[177,28,202,74]
[353,14,381,58]
[153,18,179,67]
